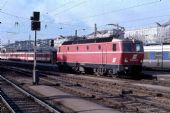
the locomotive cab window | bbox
[123,42,132,51]
[112,44,116,51]
[135,43,143,52]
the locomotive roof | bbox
[62,37,119,45]
[62,37,139,45]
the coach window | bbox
[77,46,79,51]
[67,47,69,51]
[113,44,116,51]
[98,45,101,50]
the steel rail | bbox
[0,95,15,113]
[0,75,60,113]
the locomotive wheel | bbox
[94,68,107,76]
[84,67,93,74]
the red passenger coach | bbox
[57,37,144,76]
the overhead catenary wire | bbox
[54,0,86,15]
[43,0,164,28]
[82,0,162,19]
[0,0,164,27]
[46,0,77,14]
[0,0,167,39]
[1,13,169,37]
[0,0,8,10]
[0,10,29,20]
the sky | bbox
[0,0,170,44]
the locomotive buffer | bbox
[30,11,41,85]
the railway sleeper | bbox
[126,95,170,112]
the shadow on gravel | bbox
[120,72,157,81]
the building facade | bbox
[125,20,170,44]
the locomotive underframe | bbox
[58,62,142,76]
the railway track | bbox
[0,75,60,113]
[2,66,170,113]
[42,74,170,113]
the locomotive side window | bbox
[123,42,132,51]
[112,44,116,51]
[86,46,89,50]
[98,45,101,50]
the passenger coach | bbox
[57,37,144,76]
[143,43,170,70]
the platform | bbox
[29,85,121,113]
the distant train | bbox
[0,37,144,76]
[0,47,56,63]
[57,37,144,76]
[143,43,170,70]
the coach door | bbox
[155,52,162,68]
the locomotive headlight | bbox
[124,58,128,63]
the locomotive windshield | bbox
[135,43,143,52]
[123,42,143,52]
[123,42,132,52]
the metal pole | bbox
[161,36,163,69]
[75,30,77,39]
[94,23,97,38]
[29,34,31,52]
[33,30,38,85]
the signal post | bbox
[30,11,41,85]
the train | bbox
[0,37,144,76]
[0,47,57,63]
[143,43,170,70]
[57,37,144,75]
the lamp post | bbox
[161,35,163,69]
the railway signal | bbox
[30,11,41,85]
[31,12,41,31]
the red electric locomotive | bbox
[57,37,144,76]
